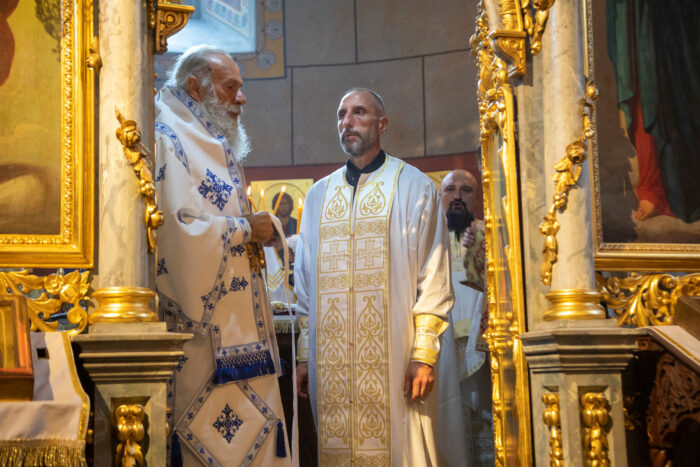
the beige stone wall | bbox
[240,0,480,167]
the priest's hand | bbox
[296,362,309,398]
[246,211,278,246]
[404,361,434,402]
[461,221,476,249]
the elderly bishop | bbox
[154,45,290,467]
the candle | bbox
[273,185,286,216]
[260,188,265,211]
[296,197,303,234]
[247,186,257,211]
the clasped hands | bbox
[246,210,279,246]
[296,360,434,402]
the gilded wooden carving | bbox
[598,272,700,327]
[471,2,532,464]
[115,404,145,467]
[542,393,564,466]
[115,108,164,254]
[539,80,598,285]
[581,392,611,467]
[0,270,90,336]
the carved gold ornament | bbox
[539,81,598,285]
[598,272,700,327]
[0,269,90,336]
[86,36,102,73]
[471,2,532,465]
[115,107,164,254]
[580,392,611,467]
[151,0,195,54]
[542,393,564,466]
[115,404,145,467]
[488,0,556,78]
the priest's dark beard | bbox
[446,206,474,239]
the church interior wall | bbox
[239,0,481,171]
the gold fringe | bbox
[0,439,86,467]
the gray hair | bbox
[341,88,385,117]
[165,45,231,90]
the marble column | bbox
[96,0,153,290]
[540,0,604,321]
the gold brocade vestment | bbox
[315,156,403,465]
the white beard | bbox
[201,90,251,163]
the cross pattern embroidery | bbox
[230,276,249,292]
[156,164,166,182]
[213,403,243,444]
[357,239,382,268]
[157,258,169,276]
[321,242,347,272]
[198,169,233,211]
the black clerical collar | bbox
[345,150,386,189]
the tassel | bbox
[171,432,183,467]
[276,420,287,458]
[213,354,276,384]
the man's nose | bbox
[236,90,247,106]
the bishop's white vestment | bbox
[294,155,454,466]
[155,86,290,467]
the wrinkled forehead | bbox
[209,54,242,83]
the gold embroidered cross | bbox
[321,243,347,271]
[357,239,382,268]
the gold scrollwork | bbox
[539,80,598,285]
[489,0,556,78]
[0,269,90,336]
[154,1,195,54]
[581,392,611,467]
[115,404,145,467]
[86,36,102,73]
[598,272,700,327]
[543,393,564,466]
[115,107,164,254]
[472,2,532,465]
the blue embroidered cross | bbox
[231,245,245,257]
[157,258,169,276]
[230,277,249,292]
[198,169,233,211]
[213,403,243,444]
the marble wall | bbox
[239,0,481,168]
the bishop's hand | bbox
[246,211,278,246]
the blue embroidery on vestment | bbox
[230,276,249,292]
[213,403,243,444]
[156,164,166,182]
[155,122,189,173]
[176,355,188,372]
[157,258,168,276]
[231,245,245,257]
[169,86,249,214]
[198,169,233,211]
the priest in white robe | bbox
[294,88,454,466]
[439,169,492,466]
[154,45,290,467]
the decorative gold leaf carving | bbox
[86,36,101,73]
[0,269,90,336]
[539,81,598,285]
[543,393,564,466]
[598,272,700,327]
[115,107,164,254]
[581,392,611,467]
[154,1,195,54]
[115,404,145,467]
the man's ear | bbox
[186,76,202,102]
[378,116,388,136]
